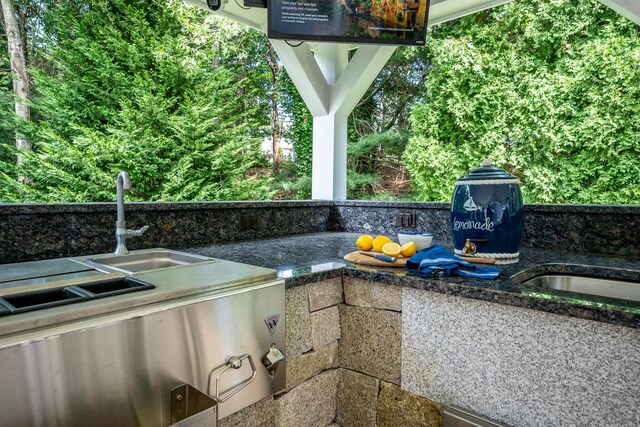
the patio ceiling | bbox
[186,0,639,200]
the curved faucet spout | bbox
[116,171,131,226]
[114,171,148,255]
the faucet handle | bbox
[131,225,149,237]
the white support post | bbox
[273,40,396,200]
[312,114,349,200]
[311,44,349,200]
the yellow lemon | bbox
[382,242,401,257]
[356,235,374,251]
[372,235,393,252]
[399,241,416,258]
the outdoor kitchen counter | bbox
[184,232,640,328]
[0,256,279,338]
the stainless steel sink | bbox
[523,274,640,302]
[0,277,155,316]
[89,250,212,274]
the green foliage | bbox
[212,22,277,141]
[347,131,410,199]
[1,0,639,205]
[0,0,274,202]
[405,0,640,204]
[280,71,312,178]
[342,46,430,200]
[348,131,408,165]
[352,46,430,136]
[267,162,311,199]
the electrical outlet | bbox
[395,213,417,228]
[240,214,261,230]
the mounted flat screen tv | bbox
[268,0,431,46]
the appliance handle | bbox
[214,354,257,403]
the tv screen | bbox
[267,0,431,46]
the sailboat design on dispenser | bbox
[463,196,479,212]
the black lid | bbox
[455,159,520,185]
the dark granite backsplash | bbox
[332,201,640,258]
[0,201,332,264]
[0,200,638,264]
[331,201,451,241]
[521,204,639,257]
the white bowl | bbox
[397,232,433,251]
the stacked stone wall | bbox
[222,276,442,427]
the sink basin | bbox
[523,274,640,302]
[89,250,211,274]
[72,277,155,298]
[0,287,90,314]
[0,277,155,316]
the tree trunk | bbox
[266,44,281,175]
[270,97,281,174]
[1,0,31,167]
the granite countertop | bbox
[183,232,640,328]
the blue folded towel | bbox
[406,245,501,280]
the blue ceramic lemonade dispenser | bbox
[451,159,524,259]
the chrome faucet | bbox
[115,171,148,255]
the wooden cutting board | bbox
[344,251,497,268]
[343,251,408,268]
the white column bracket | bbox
[333,44,396,117]
[271,40,397,200]
[270,40,330,116]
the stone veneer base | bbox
[223,276,444,427]
[402,288,640,427]
[209,274,639,427]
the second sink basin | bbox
[89,250,212,274]
[0,277,156,316]
[523,274,640,302]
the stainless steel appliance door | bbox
[0,280,285,427]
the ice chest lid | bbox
[455,159,521,186]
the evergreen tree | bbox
[405,0,640,204]
[0,0,274,202]
[280,71,312,177]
